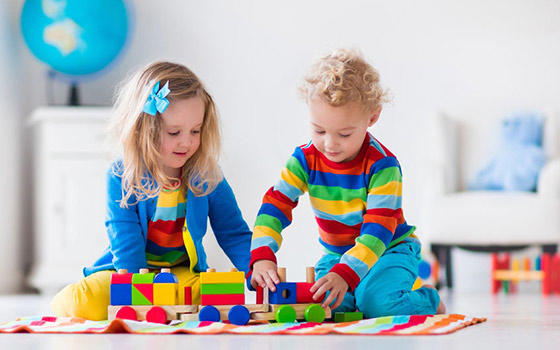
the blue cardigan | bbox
[83,162,252,277]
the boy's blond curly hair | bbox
[299,48,390,112]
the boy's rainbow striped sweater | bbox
[250,132,416,290]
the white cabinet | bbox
[28,107,114,294]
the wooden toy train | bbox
[108,266,332,325]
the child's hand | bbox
[251,260,280,292]
[310,272,348,309]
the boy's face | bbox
[159,97,204,178]
[309,99,380,163]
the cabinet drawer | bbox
[41,120,112,154]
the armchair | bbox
[423,110,560,288]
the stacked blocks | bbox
[153,270,178,305]
[110,271,133,305]
[200,270,245,305]
[110,268,182,307]
[132,271,155,305]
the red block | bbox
[111,272,133,284]
[296,282,315,303]
[184,286,192,305]
[135,283,154,304]
[256,286,263,304]
[201,293,245,305]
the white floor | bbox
[1,291,560,349]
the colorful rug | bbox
[0,314,485,335]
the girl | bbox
[51,62,252,320]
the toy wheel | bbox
[115,306,137,321]
[304,304,325,323]
[275,305,296,323]
[199,305,221,322]
[228,305,250,325]
[146,306,167,324]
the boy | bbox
[250,49,445,317]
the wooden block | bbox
[277,267,286,282]
[180,313,200,322]
[110,283,131,305]
[200,271,245,284]
[200,283,244,295]
[334,311,363,323]
[201,293,245,305]
[184,286,192,305]
[296,282,314,303]
[306,267,315,283]
[111,271,133,284]
[256,286,263,304]
[132,284,153,305]
[154,271,178,283]
[153,283,177,305]
[263,286,269,304]
[132,272,155,284]
[250,311,276,321]
[108,305,198,320]
[269,282,297,304]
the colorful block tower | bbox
[132,269,155,305]
[200,268,245,305]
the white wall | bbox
[0,1,23,292]
[16,0,560,284]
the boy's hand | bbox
[251,260,280,292]
[310,272,348,309]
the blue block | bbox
[110,283,132,305]
[228,305,250,325]
[154,271,178,283]
[269,282,297,304]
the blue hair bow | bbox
[143,81,170,116]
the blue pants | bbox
[315,239,440,318]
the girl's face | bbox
[159,97,205,178]
[309,98,380,163]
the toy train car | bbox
[108,267,331,325]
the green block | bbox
[132,286,152,305]
[200,283,244,295]
[304,304,325,323]
[275,305,296,323]
[132,272,155,284]
[334,312,364,323]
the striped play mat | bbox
[0,314,485,335]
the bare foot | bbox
[423,284,447,314]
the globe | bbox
[21,0,130,77]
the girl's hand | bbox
[251,260,280,292]
[310,272,349,309]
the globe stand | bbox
[68,83,80,106]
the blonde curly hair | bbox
[111,61,222,208]
[299,48,390,112]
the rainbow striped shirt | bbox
[146,185,189,267]
[250,133,416,290]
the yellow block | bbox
[153,283,178,305]
[200,271,245,284]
